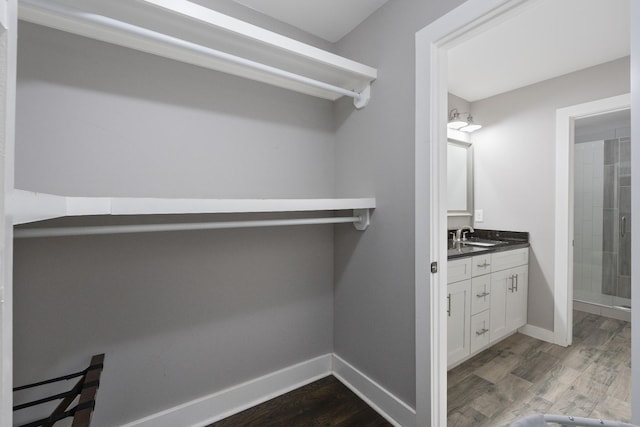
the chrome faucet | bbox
[454,225,475,243]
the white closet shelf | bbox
[8,190,375,233]
[18,0,377,107]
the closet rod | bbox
[21,0,369,106]
[14,216,362,238]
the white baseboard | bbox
[518,323,555,344]
[121,353,417,427]
[121,354,332,427]
[332,354,416,427]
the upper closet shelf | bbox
[8,190,375,235]
[18,0,377,108]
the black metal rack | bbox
[13,354,104,427]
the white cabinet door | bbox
[447,280,471,367]
[490,269,509,342]
[491,265,528,342]
[506,265,528,332]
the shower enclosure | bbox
[573,111,631,310]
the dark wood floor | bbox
[208,375,392,427]
[448,311,631,426]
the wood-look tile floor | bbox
[208,375,392,427]
[448,311,631,426]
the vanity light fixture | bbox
[447,108,468,130]
[459,115,482,132]
[447,108,482,133]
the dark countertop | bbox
[447,229,530,260]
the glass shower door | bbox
[574,135,631,309]
[603,136,632,308]
[574,140,608,306]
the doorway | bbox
[574,111,632,313]
[554,94,631,346]
[415,2,539,424]
[415,1,635,426]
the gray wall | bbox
[16,22,336,198]
[14,14,337,427]
[14,225,334,426]
[448,93,470,116]
[332,0,465,409]
[470,57,630,331]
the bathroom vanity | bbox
[446,230,529,369]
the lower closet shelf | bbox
[8,190,376,236]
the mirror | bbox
[447,139,473,216]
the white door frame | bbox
[415,1,536,425]
[553,93,631,347]
[0,1,18,425]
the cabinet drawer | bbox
[472,254,492,276]
[448,258,472,283]
[491,248,529,272]
[470,310,491,353]
[471,276,491,315]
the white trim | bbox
[518,324,555,344]
[1,1,17,425]
[415,1,534,426]
[414,18,434,427]
[554,93,630,347]
[121,354,332,427]
[632,4,639,422]
[332,354,416,427]
[429,42,448,427]
[119,353,416,427]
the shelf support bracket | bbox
[353,85,371,110]
[353,208,371,231]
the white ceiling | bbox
[448,0,630,102]
[230,0,389,43]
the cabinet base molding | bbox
[448,331,519,370]
[448,324,556,370]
